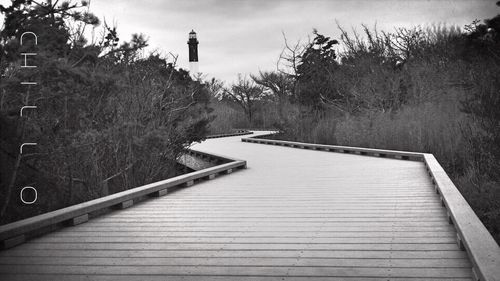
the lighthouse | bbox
[188,30,199,75]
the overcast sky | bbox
[2,0,498,83]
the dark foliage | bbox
[295,30,339,108]
[0,0,211,223]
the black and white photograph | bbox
[0,0,499,280]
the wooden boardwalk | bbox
[0,131,493,280]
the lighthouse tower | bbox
[188,30,199,75]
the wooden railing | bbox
[0,149,246,250]
[205,130,253,139]
[243,137,424,161]
[242,134,500,281]
[424,155,500,281]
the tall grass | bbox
[207,100,249,134]
[335,100,468,172]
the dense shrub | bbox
[0,1,211,223]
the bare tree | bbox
[276,32,310,97]
[251,71,293,119]
[223,74,267,123]
[392,27,425,61]
[251,71,291,102]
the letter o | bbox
[20,186,37,204]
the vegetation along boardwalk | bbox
[0,131,499,280]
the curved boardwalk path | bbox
[0,132,476,280]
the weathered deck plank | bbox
[0,131,475,280]
[0,276,476,281]
[1,249,470,259]
[0,256,473,268]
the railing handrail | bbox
[205,130,253,139]
[424,154,500,281]
[242,134,500,281]
[0,149,246,248]
[242,136,424,160]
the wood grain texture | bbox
[0,131,475,280]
